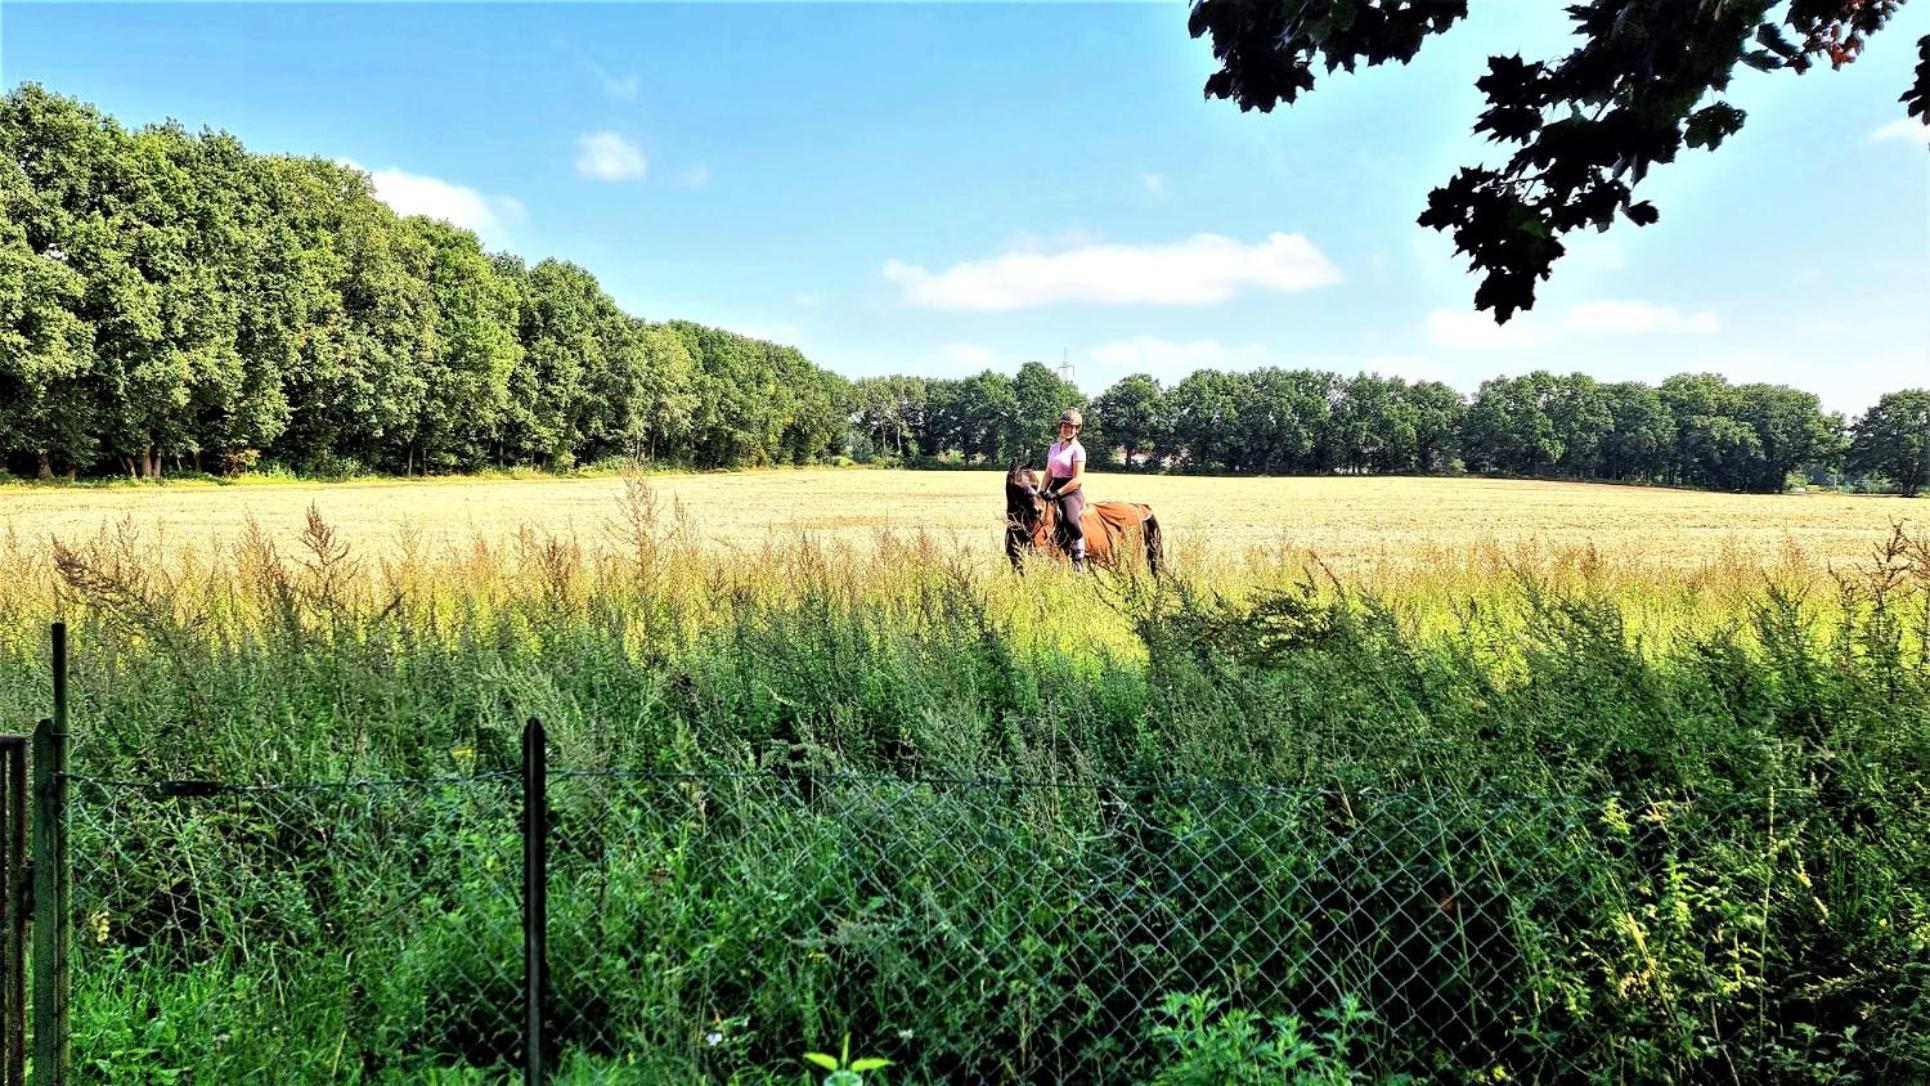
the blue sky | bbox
[4,2,1926,414]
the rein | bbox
[1008,482,1057,552]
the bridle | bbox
[1006,471,1055,552]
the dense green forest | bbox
[4,85,1926,494]
[0,85,848,480]
[866,368,1928,495]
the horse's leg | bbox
[1142,510,1162,576]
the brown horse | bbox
[1005,462,1162,575]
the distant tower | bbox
[1055,348,1076,385]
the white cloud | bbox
[1869,117,1930,147]
[884,232,1341,310]
[336,158,524,241]
[674,163,712,188]
[575,132,648,181]
[1141,172,1169,197]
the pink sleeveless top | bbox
[1046,439,1085,480]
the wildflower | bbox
[449,746,475,762]
[897,1028,914,1042]
[705,1031,724,1047]
[89,908,111,944]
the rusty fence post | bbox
[522,717,549,1085]
[31,623,70,1086]
[1,730,27,1086]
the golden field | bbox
[0,469,1917,654]
[0,469,1912,573]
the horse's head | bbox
[1004,462,1053,570]
[1005,461,1045,519]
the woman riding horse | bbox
[1005,411,1162,575]
[1042,408,1090,570]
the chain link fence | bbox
[49,758,1930,1083]
[542,772,1621,1082]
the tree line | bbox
[852,366,1927,495]
[1,85,848,479]
[5,85,1925,496]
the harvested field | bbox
[0,470,1910,575]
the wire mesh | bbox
[65,772,525,1081]
[53,766,1930,1084]
[540,774,1930,1084]
[540,773,1613,1082]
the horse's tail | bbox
[1140,507,1163,577]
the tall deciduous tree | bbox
[0,172,94,475]
[1406,379,1466,472]
[637,320,699,463]
[1242,368,1337,473]
[1013,360,1088,460]
[1735,383,1845,492]
[1465,372,1564,476]
[1093,373,1171,468]
[951,369,1022,464]
[513,260,607,468]
[406,217,520,471]
[1544,373,1613,479]
[1661,373,1764,490]
[1168,369,1247,471]
[1849,389,1930,496]
[1330,373,1418,473]
[851,374,927,461]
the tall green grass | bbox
[0,481,1925,1081]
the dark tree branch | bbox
[1190,0,1924,322]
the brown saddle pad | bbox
[1089,501,1152,535]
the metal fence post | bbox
[522,717,548,1085]
[31,622,69,1086]
[2,732,27,1086]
